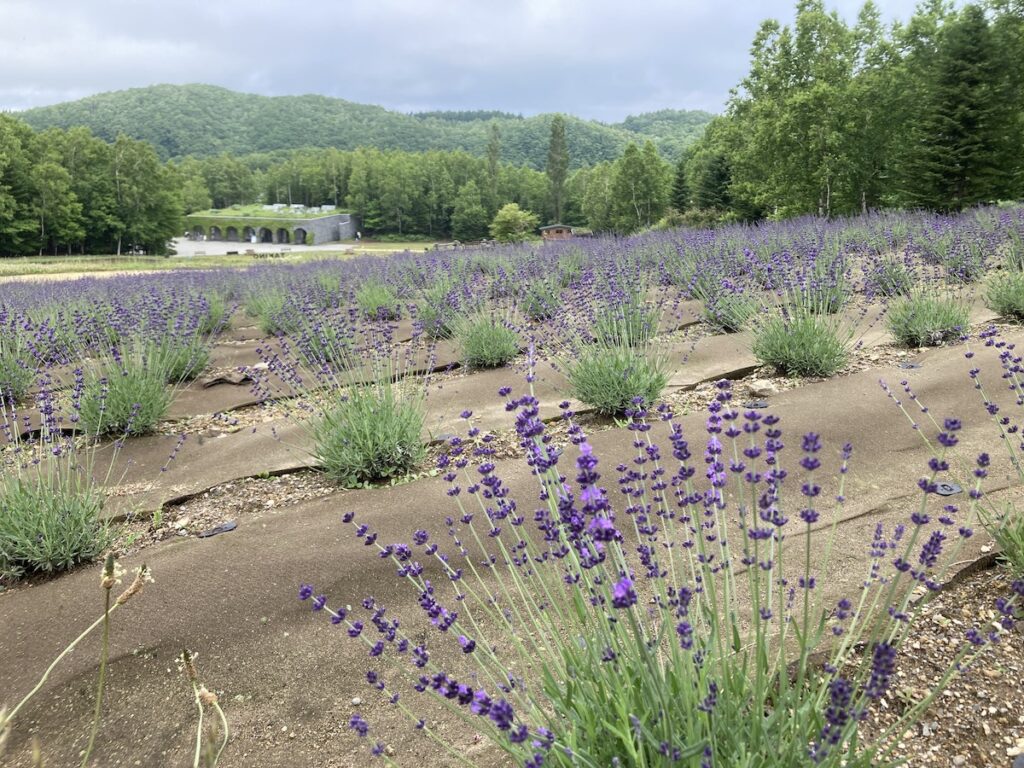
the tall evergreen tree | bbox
[546,115,569,223]
[671,153,691,211]
[904,4,1008,210]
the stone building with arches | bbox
[185,207,358,246]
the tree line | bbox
[0,117,182,256]
[0,108,676,255]
[678,0,1024,220]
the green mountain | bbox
[15,84,714,168]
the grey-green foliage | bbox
[886,293,968,347]
[78,348,173,436]
[0,333,36,403]
[357,281,402,320]
[593,295,659,347]
[703,292,760,333]
[417,282,459,339]
[566,345,667,416]
[151,336,210,383]
[985,271,1024,321]
[313,384,425,487]
[456,314,520,368]
[521,280,561,321]
[0,472,109,581]
[752,312,849,377]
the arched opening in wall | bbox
[276,228,290,244]
[259,228,274,243]
[243,227,256,243]
[294,228,307,244]
[191,226,205,239]
[226,226,239,242]
[209,226,223,240]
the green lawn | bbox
[0,251,358,278]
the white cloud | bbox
[0,0,931,119]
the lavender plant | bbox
[886,292,968,348]
[312,379,426,487]
[78,345,173,436]
[298,380,1008,766]
[984,270,1024,322]
[0,330,35,404]
[455,313,520,369]
[357,280,402,321]
[565,346,668,415]
[752,310,850,377]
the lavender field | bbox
[2,207,1023,767]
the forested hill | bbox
[16,84,713,167]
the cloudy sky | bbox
[1,0,921,121]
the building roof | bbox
[539,224,572,231]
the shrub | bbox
[246,289,301,335]
[866,258,914,298]
[0,471,109,581]
[593,294,658,347]
[520,280,561,322]
[296,321,353,370]
[0,333,35,403]
[456,314,520,368]
[299,383,996,767]
[702,290,760,333]
[312,383,425,487]
[151,337,210,383]
[417,282,459,339]
[987,507,1024,577]
[197,292,228,336]
[886,293,968,347]
[753,312,849,377]
[357,281,401,320]
[942,242,987,283]
[984,271,1024,321]
[566,345,667,415]
[78,349,172,436]
[558,249,586,287]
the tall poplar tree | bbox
[546,115,569,223]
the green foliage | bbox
[986,271,1024,321]
[520,280,562,321]
[558,248,586,287]
[198,292,228,336]
[546,115,570,222]
[0,471,109,581]
[312,384,425,487]
[356,281,401,320]
[703,292,760,333]
[456,314,520,368]
[298,322,352,369]
[19,84,713,166]
[593,294,659,347]
[489,203,540,243]
[886,293,968,347]
[78,349,172,436]
[683,1,1023,218]
[985,505,1024,578]
[0,333,36,403]
[868,258,914,298]
[753,312,849,377]
[151,336,210,383]
[246,289,301,335]
[610,141,672,233]
[565,345,667,416]
[451,181,490,241]
[417,282,459,339]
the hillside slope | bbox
[17,84,713,167]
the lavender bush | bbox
[297,374,1016,766]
